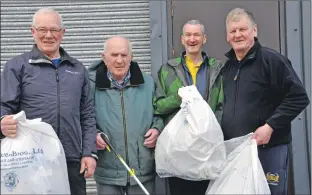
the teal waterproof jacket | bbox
[88,60,164,186]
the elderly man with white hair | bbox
[88,36,164,195]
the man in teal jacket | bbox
[88,36,164,195]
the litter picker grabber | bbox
[100,133,150,195]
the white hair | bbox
[226,8,256,30]
[182,19,205,35]
[103,36,133,56]
[32,7,64,28]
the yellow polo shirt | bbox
[185,56,202,85]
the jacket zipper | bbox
[55,68,60,136]
[233,64,240,127]
[234,68,240,81]
[205,65,210,101]
[120,90,130,182]
[232,55,253,126]
[175,67,188,86]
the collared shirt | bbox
[185,56,203,85]
[107,70,131,89]
[52,58,61,68]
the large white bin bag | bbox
[1,111,70,194]
[155,85,227,180]
[206,134,271,194]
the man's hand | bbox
[143,128,160,148]
[80,156,96,178]
[96,133,106,150]
[1,115,17,138]
[252,124,273,145]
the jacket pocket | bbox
[137,141,155,176]
[96,147,120,178]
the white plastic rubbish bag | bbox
[155,85,227,180]
[1,111,70,194]
[206,134,271,194]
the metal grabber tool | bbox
[100,133,150,195]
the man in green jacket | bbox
[153,20,224,195]
[89,36,164,195]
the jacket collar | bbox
[225,37,260,62]
[181,51,208,65]
[29,44,74,66]
[95,61,144,89]
[167,51,208,68]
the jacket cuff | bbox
[82,152,98,161]
[91,153,98,160]
[265,118,276,131]
[151,125,162,133]
[151,116,164,133]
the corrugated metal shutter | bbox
[1,1,151,195]
[1,1,151,74]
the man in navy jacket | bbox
[0,7,97,195]
[221,8,309,195]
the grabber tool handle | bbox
[99,133,150,195]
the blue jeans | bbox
[258,144,289,195]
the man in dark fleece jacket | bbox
[221,8,309,195]
[0,8,97,195]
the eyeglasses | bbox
[33,26,63,36]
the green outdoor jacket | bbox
[89,60,164,186]
[153,56,224,125]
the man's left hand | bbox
[143,128,160,148]
[252,124,273,145]
[80,156,96,178]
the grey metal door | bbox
[171,1,281,59]
[169,1,310,195]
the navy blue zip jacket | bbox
[1,45,97,162]
[221,38,310,147]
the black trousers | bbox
[67,162,86,195]
[168,177,209,195]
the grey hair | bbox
[226,8,256,29]
[182,20,205,35]
[32,8,64,28]
[103,36,133,56]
